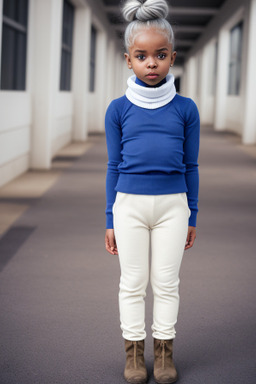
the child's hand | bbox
[185,226,196,250]
[105,229,118,255]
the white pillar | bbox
[105,40,116,108]
[185,57,197,100]
[72,5,91,141]
[214,28,229,131]
[180,67,187,96]
[243,0,256,144]
[115,53,125,98]
[95,31,107,132]
[198,46,209,122]
[122,58,131,95]
[30,0,63,169]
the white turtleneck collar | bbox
[125,74,176,109]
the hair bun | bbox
[122,0,169,22]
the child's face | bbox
[124,28,176,86]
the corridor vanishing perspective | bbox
[0,127,255,384]
[1,0,256,383]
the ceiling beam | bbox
[174,39,194,47]
[174,51,186,57]
[115,24,205,34]
[174,26,205,33]
[104,5,219,16]
[170,7,219,16]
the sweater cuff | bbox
[106,213,114,229]
[189,209,197,227]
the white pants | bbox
[113,192,191,341]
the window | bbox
[1,0,29,90]
[228,22,243,95]
[60,0,74,91]
[89,25,97,92]
[174,77,180,93]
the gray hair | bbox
[122,0,175,51]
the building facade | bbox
[181,0,256,145]
[0,0,256,189]
[0,0,126,187]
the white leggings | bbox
[113,192,191,341]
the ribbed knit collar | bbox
[135,77,167,87]
[126,74,176,109]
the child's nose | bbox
[147,58,157,68]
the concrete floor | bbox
[0,127,255,384]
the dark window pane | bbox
[16,32,27,90]
[3,0,28,26]
[3,0,16,20]
[175,77,180,93]
[228,22,243,95]
[17,0,29,27]
[60,0,74,91]
[1,0,28,90]
[1,25,16,89]
[65,53,71,90]
[89,26,97,92]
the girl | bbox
[105,1,200,383]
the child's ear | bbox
[124,53,132,69]
[170,51,177,67]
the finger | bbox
[185,232,196,250]
[184,231,191,250]
[105,242,115,255]
[105,236,118,255]
[105,236,113,254]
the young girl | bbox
[105,1,200,383]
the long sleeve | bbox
[183,99,200,227]
[105,100,123,229]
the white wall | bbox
[183,0,256,144]
[0,0,31,186]
[0,0,124,187]
[243,0,256,143]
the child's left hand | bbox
[185,226,196,250]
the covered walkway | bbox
[0,127,255,384]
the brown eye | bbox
[158,53,166,59]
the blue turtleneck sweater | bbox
[105,77,200,228]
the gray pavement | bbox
[0,128,256,384]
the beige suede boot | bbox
[124,339,147,384]
[153,339,178,384]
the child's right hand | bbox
[105,229,118,255]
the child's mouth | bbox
[146,73,159,79]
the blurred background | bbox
[0,1,256,384]
[0,0,255,185]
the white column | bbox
[30,0,63,169]
[115,53,125,98]
[180,67,187,96]
[72,5,91,141]
[122,58,131,95]
[105,40,116,108]
[95,30,107,132]
[214,28,229,131]
[243,0,256,144]
[185,57,197,100]
[198,45,209,123]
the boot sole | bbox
[153,374,178,384]
[124,375,147,384]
